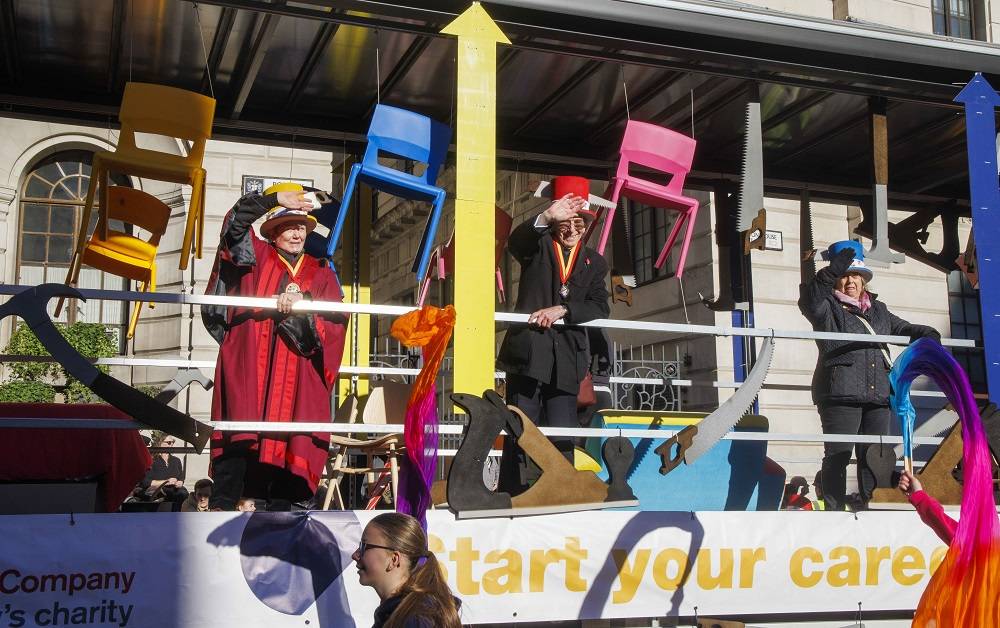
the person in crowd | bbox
[811,471,827,511]
[798,240,939,511]
[181,478,214,513]
[898,469,956,544]
[353,512,462,628]
[202,183,348,511]
[497,176,610,493]
[780,476,814,510]
[236,498,257,512]
[142,431,187,507]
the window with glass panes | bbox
[932,0,974,38]
[947,270,986,393]
[629,200,674,285]
[18,151,131,334]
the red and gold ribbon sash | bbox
[551,240,581,287]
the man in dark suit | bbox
[498,176,611,493]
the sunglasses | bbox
[557,220,587,233]
[357,540,396,556]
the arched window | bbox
[18,150,131,335]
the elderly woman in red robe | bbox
[202,182,347,510]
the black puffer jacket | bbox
[798,256,939,406]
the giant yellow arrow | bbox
[442,3,510,402]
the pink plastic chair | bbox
[417,207,513,306]
[597,120,699,278]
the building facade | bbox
[0,0,990,487]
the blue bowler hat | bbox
[821,240,874,281]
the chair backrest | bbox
[334,394,359,424]
[116,82,216,167]
[304,202,340,258]
[616,120,697,193]
[361,381,412,426]
[362,104,452,187]
[96,186,171,244]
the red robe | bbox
[204,206,346,500]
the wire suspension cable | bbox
[375,29,381,104]
[620,64,631,119]
[192,3,216,98]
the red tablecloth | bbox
[0,403,152,512]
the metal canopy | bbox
[0,0,995,206]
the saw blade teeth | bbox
[683,336,774,464]
[737,102,764,233]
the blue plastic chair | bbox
[327,104,452,281]
[305,202,339,259]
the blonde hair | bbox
[369,513,461,628]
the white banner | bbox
[0,510,947,626]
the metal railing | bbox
[0,284,980,449]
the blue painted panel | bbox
[956,73,1000,404]
[587,413,785,511]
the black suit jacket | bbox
[498,216,610,393]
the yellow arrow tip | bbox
[441,2,511,44]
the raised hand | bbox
[276,190,313,211]
[542,193,587,225]
[829,247,857,277]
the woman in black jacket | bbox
[798,240,939,510]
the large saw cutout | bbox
[1,284,212,451]
[655,337,774,471]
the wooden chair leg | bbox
[365,453,375,487]
[323,449,346,510]
[389,443,399,511]
[333,480,346,510]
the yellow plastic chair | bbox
[71,82,215,278]
[78,186,171,338]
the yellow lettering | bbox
[864,546,890,585]
[449,537,480,595]
[696,548,734,590]
[611,549,651,604]
[892,546,925,586]
[739,548,766,588]
[827,546,860,587]
[651,548,688,591]
[482,550,522,595]
[929,546,949,575]
[562,537,588,592]
[428,535,448,582]
[790,547,823,587]
[529,538,588,592]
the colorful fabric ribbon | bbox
[390,304,456,527]
[890,337,1000,626]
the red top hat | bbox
[551,175,598,223]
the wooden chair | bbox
[321,382,411,510]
